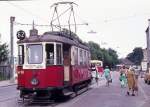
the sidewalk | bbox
[0,80,16,87]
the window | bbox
[87,51,90,65]
[56,44,62,65]
[27,44,43,64]
[74,47,78,65]
[18,45,24,65]
[84,50,86,65]
[79,49,83,65]
[46,44,54,65]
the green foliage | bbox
[0,43,9,64]
[88,41,119,68]
[127,47,143,65]
[88,41,103,60]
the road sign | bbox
[141,61,147,71]
[17,30,26,40]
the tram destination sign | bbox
[17,30,26,40]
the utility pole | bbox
[10,16,15,82]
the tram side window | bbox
[87,52,90,65]
[18,45,24,65]
[56,44,62,65]
[79,49,83,65]
[84,50,86,65]
[74,47,78,65]
[46,44,54,65]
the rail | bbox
[0,65,11,81]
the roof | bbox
[120,58,134,65]
[90,60,102,64]
[17,29,89,50]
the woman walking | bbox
[120,72,127,88]
[134,70,139,95]
[104,66,111,86]
[119,66,127,88]
[126,67,136,96]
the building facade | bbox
[146,19,150,68]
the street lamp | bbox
[87,30,97,34]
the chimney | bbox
[30,21,38,36]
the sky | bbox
[0,0,150,58]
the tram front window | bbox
[27,44,43,64]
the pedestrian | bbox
[91,63,100,86]
[103,66,111,86]
[95,65,100,86]
[119,73,126,88]
[119,66,127,88]
[91,64,96,82]
[134,69,139,95]
[126,67,136,96]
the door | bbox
[63,44,71,85]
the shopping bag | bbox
[119,77,122,81]
[121,80,124,86]
[109,78,112,83]
[108,75,112,83]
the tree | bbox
[88,41,119,68]
[0,43,9,64]
[102,48,119,68]
[127,47,143,65]
[88,41,103,60]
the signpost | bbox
[10,16,15,82]
[141,61,147,71]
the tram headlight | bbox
[31,78,39,86]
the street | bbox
[0,71,150,107]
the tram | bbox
[90,60,103,78]
[90,60,103,73]
[16,28,91,99]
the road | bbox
[0,71,150,107]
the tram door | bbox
[63,44,71,85]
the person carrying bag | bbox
[104,66,111,86]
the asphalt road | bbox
[0,71,150,107]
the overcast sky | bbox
[0,0,150,58]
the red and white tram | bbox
[17,29,91,99]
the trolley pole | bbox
[10,16,15,82]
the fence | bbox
[0,65,11,81]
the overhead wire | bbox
[5,1,150,24]
[10,1,88,29]
[103,12,150,23]
[6,1,49,23]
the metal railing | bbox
[0,65,11,81]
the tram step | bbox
[63,91,75,96]
[77,87,88,95]
[30,99,54,104]
[63,89,75,96]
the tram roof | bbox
[17,30,89,50]
[90,60,102,64]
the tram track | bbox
[0,82,98,107]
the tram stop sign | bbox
[17,30,26,40]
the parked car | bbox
[144,70,150,84]
[140,71,145,78]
